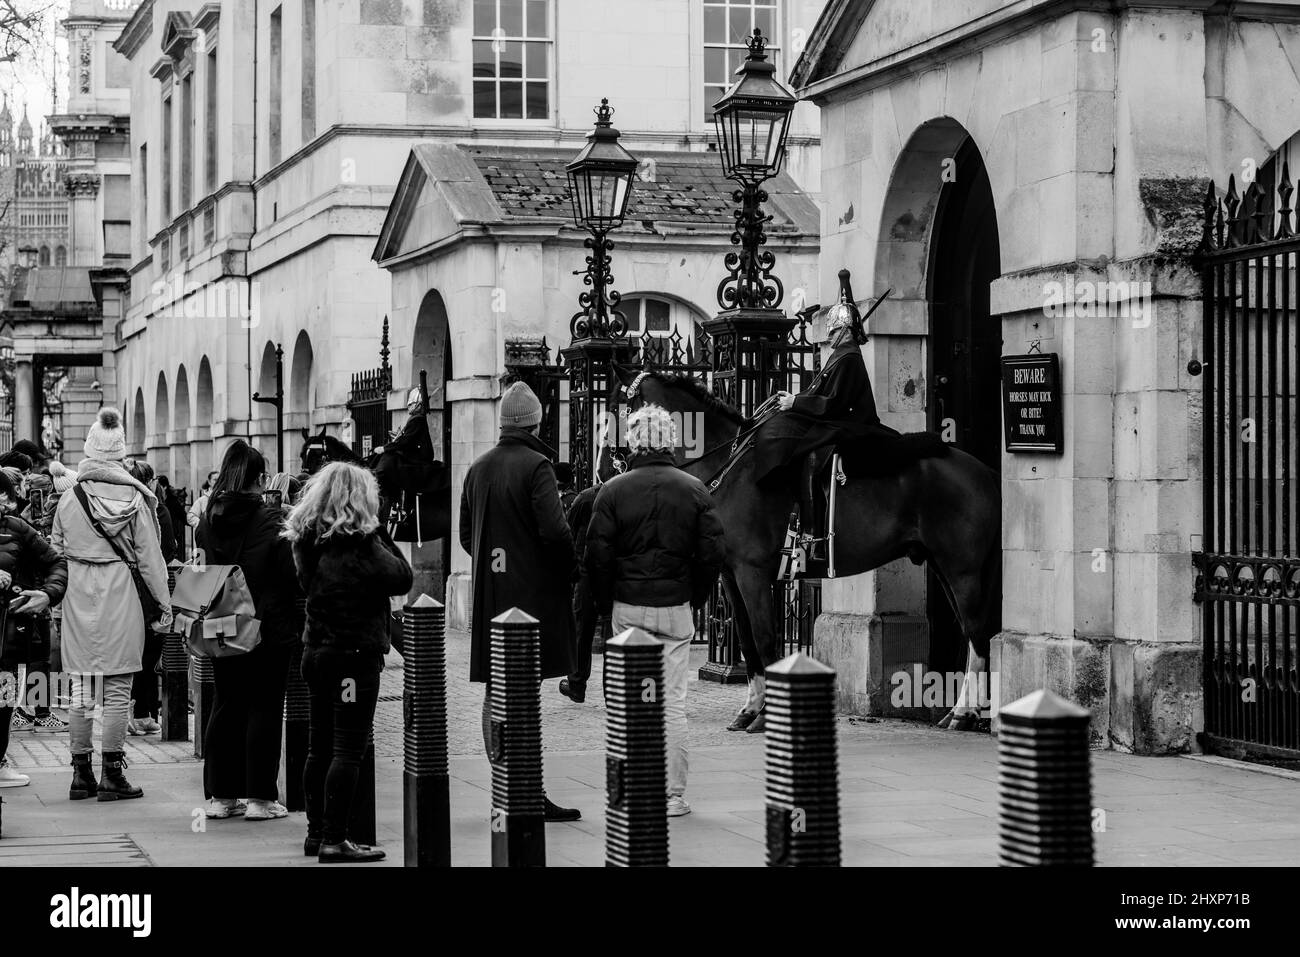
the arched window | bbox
[620,294,710,364]
[54,245,66,266]
[38,245,49,266]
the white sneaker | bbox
[137,717,161,735]
[0,758,30,788]
[667,796,692,817]
[244,800,289,821]
[205,798,247,819]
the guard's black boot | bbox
[318,839,385,863]
[559,678,586,703]
[544,796,581,822]
[97,752,143,801]
[69,753,97,801]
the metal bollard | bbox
[283,606,309,812]
[403,594,450,867]
[997,689,1094,867]
[346,728,377,847]
[191,654,215,759]
[489,608,545,867]
[764,652,840,867]
[604,627,667,867]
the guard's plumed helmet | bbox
[407,386,423,408]
[825,268,870,345]
[625,404,677,454]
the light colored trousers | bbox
[611,601,693,798]
[68,673,133,756]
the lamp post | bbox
[562,98,639,490]
[252,343,284,473]
[701,29,799,684]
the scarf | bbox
[76,458,162,536]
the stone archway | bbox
[173,364,193,490]
[872,116,1005,691]
[290,330,314,418]
[131,388,146,455]
[410,290,453,600]
[194,357,215,497]
[153,372,170,475]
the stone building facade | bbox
[791,0,1300,753]
[109,0,827,514]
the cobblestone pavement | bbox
[7,629,758,768]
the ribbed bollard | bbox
[604,627,667,867]
[997,689,1094,867]
[765,653,840,867]
[489,608,545,867]
[403,594,449,867]
[160,560,189,741]
[191,653,215,759]
[283,596,309,812]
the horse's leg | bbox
[721,569,762,731]
[732,562,779,735]
[941,565,997,733]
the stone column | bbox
[446,376,500,632]
[59,366,104,458]
[12,359,37,445]
[64,173,101,267]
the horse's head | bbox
[300,429,362,475]
[609,363,744,474]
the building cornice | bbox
[795,0,1223,102]
[194,3,220,34]
[113,0,155,60]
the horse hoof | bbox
[936,710,955,730]
[947,712,985,733]
[726,709,758,732]
[744,711,767,734]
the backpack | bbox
[170,563,262,658]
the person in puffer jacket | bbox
[0,469,68,789]
[51,407,171,804]
[284,461,411,863]
[584,403,726,818]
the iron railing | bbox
[1194,172,1300,759]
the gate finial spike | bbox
[1278,161,1294,239]
[1202,179,1216,251]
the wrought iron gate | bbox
[347,317,393,457]
[1195,173,1300,760]
[504,337,565,456]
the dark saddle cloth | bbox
[753,411,949,486]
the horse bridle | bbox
[618,369,774,492]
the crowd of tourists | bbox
[1,377,725,861]
[0,408,411,863]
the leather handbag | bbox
[73,485,164,625]
[171,562,262,658]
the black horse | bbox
[608,364,1002,734]
[298,427,451,546]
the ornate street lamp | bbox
[563,99,639,491]
[712,28,797,312]
[701,29,799,686]
[566,98,639,341]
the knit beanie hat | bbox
[49,460,77,494]
[500,381,542,429]
[84,407,127,461]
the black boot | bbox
[69,753,97,801]
[97,752,143,801]
[544,796,581,822]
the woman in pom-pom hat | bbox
[51,407,171,802]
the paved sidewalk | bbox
[3,630,1299,866]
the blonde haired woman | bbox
[284,462,412,863]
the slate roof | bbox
[6,266,97,315]
[463,146,818,234]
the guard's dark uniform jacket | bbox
[385,411,434,466]
[752,341,895,484]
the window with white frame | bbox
[622,296,709,355]
[703,0,780,123]
[473,0,552,120]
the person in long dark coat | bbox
[459,381,580,822]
